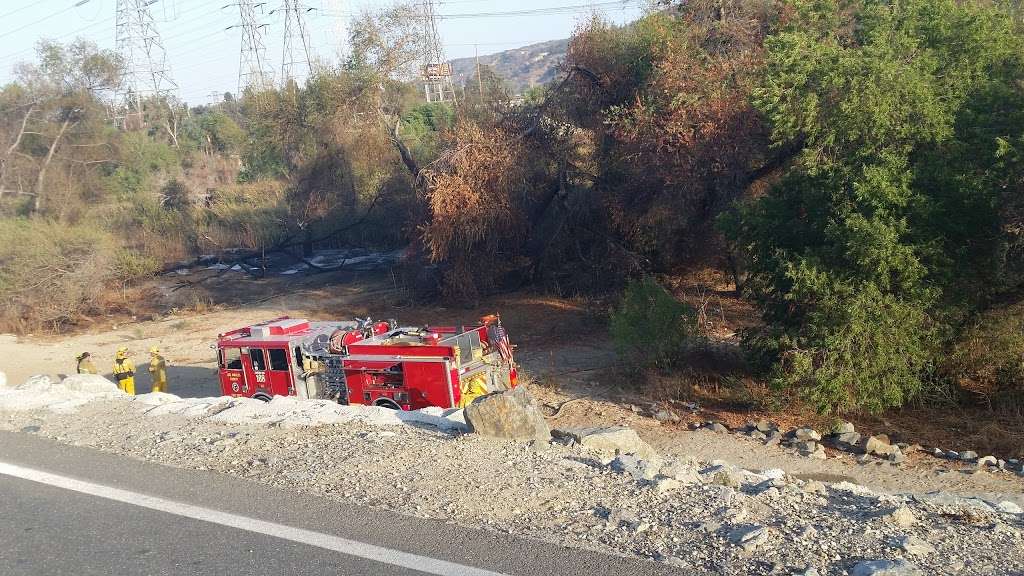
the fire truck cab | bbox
[216,315,517,409]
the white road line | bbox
[0,461,510,576]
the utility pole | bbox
[232,1,274,95]
[475,44,483,97]
[114,0,178,128]
[421,0,455,104]
[279,0,314,87]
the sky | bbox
[0,0,646,105]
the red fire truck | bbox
[215,315,517,410]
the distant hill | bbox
[449,38,569,95]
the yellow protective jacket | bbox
[77,358,97,375]
[113,357,135,381]
[149,355,167,383]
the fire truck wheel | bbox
[253,392,273,403]
[373,398,402,410]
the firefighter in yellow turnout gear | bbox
[76,352,97,375]
[112,347,136,395]
[148,346,167,393]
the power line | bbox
[0,16,114,66]
[0,2,81,42]
[320,1,643,20]
[0,1,48,22]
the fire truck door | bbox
[265,348,293,396]
[242,348,271,395]
[219,346,248,395]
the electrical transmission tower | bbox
[421,0,455,104]
[233,1,274,94]
[280,0,314,86]
[114,0,178,126]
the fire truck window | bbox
[268,348,288,372]
[250,348,266,371]
[222,348,242,370]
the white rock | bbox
[654,477,682,495]
[895,534,935,556]
[850,559,924,576]
[0,373,126,414]
[977,455,997,467]
[793,428,822,441]
[885,507,917,527]
[996,501,1023,514]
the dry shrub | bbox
[0,219,119,331]
[945,299,1024,411]
[198,181,289,252]
[419,121,531,301]
[561,1,783,268]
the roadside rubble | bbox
[2,371,1023,574]
[691,416,1024,476]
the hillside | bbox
[449,38,568,94]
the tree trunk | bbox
[163,112,179,148]
[0,106,36,200]
[389,118,420,179]
[32,117,76,215]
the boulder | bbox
[798,440,827,459]
[727,524,767,550]
[706,422,729,433]
[793,427,822,441]
[463,386,550,442]
[553,426,658,460]
[864,434,897,457]
[610,454,662,481]
[884,506,917,527]
[850,559,924,576]
[653,477,683,494]
[833,421,856,434]
[977,455,997,467]
[959,450,979,461]
[996,501,1023,514]
[660,461,702,484]
[705,466,743,488]
[652,409,680,423]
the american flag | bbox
[490,324,513,361]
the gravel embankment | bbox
[2,375,1022,575]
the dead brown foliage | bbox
[418,121,534,301]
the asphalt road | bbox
[0,431,684,576]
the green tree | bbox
[727,0,1024,413]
